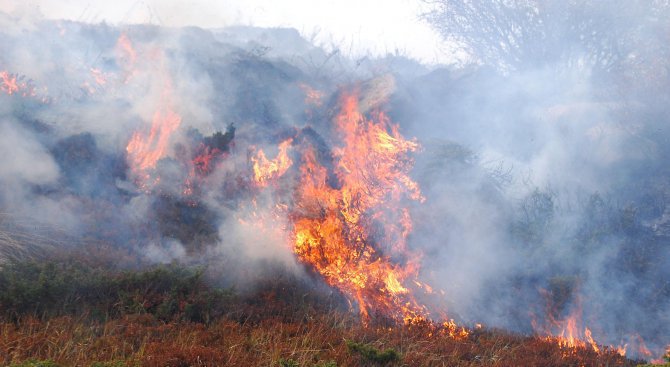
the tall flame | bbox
[125,100,182,179]
[122,33,182,189]
[115,32,138,83]
[289,91,426,323]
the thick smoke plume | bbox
[0,1,669,360]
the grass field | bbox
[0,250,647,367]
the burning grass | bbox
[0,255,644,367]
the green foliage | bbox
[278,358,300,367]
[89,361,128,367]
[511,188,555,247]
[346,340,400,364]
[276,359,337,367]
[0,260,233,322]
[8,360,61,367]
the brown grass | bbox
[0,308,638,367]
[0,248,645,366]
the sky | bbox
[0,0,450,64]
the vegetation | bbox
[0,260,232,323]
[345,340,400,364]
[637,351,670,367]
[0,255,644,367]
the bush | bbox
[278,359,300,367]
[346,340,400,364]
[8,360,61,367]
[0,260,233,322]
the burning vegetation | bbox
[1,2,670,366]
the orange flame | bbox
[120,32,183,190]
[125,76,181,188]
[0,71,19,95]
[115,32,138,82]
[533,290,596,353]
[532,290,631,356]
[298,83,324,107]
[252,138,293,186]
[289,91,427,324]
[116,32,137,67]
[0,70,49,102]
[193,145,222,176]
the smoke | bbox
[1,1,669,359]
[395,0,670,356]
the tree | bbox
[422,0,670,74]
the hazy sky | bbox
[0,0,449,63]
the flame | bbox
[90,68,107,86]
[120,32,183,190]
[182,144,225,197]
[631,333,653,359]
[531,290,633,356]
[115,32,138,82]
[0,71,19,95]
[125,76,181,188]
[116,32,137,67]
[584,327,601,354]
[533,290,599,354]
[0,70,50,102]
[193,145,222,176]
[650,345,670,364]
[298,83,324,107]
[288,90,427,324]
[252,138,293,186]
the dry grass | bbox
[0,248,645,366]
[0,309,638,367]
[0,213,75,265]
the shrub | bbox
[278,358,300,367]
[0,260,233,322]
[8,360,61,367]
[346,340,400,364]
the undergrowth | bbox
[0,257,647,366]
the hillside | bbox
[2,2,670,365]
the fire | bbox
[126,99,181,187]
[116,32,137,68]
[298,83,324,107]
[532,289,632,357]
[0,71,19,95]
[0,70,49,102]
[90,68,107,86]
[82,68,109,95]
[288,90,427,323]
[125,59,182,189]
[252,138,293,186]
[120,32,184,190]
[193,145,222,176]
[115,32,138,82]
[650,346,670,364]
[532,289,598,353]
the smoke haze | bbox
[0,0,669,359]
